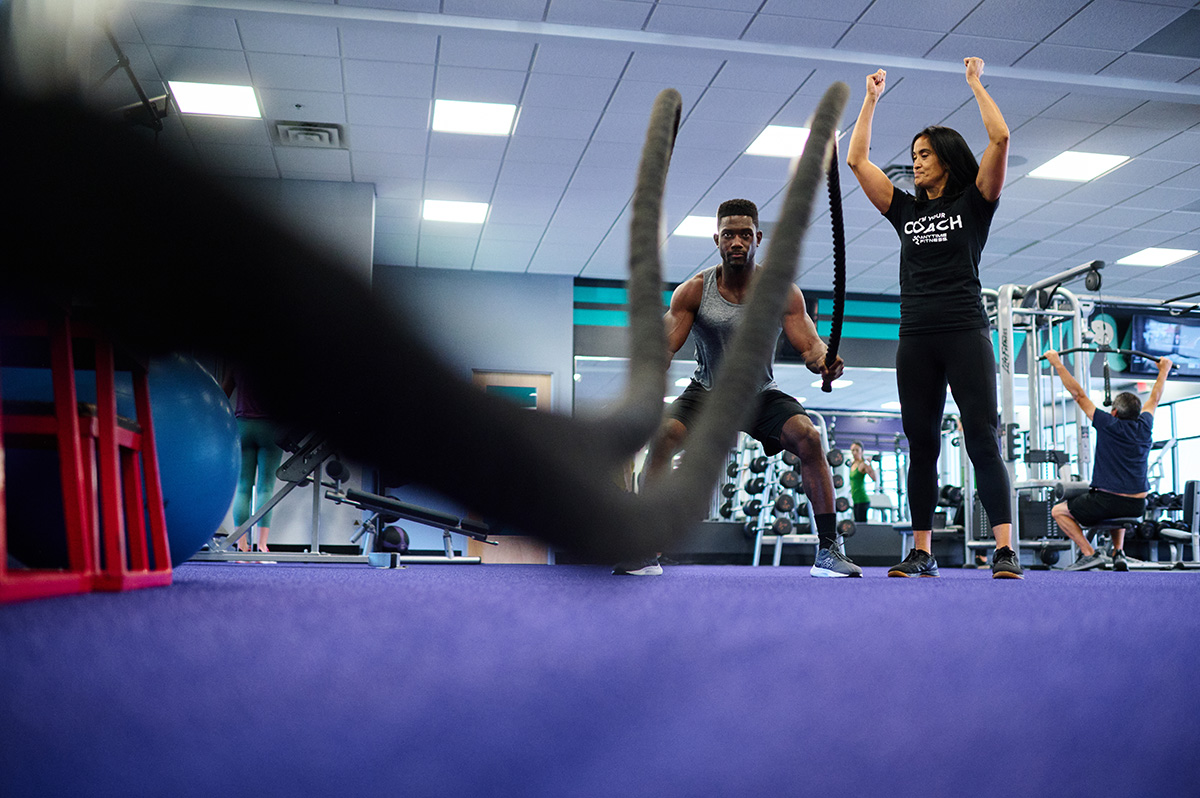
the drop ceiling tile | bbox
[427,133,510,161]
[196,143,278,174]
[741,15,852,47]
[758,0,871,22]
[246,52,343,92]
[350,125,429,156]
[237,18,341,57]
[516,104,602,138]
[424,155,502,184]
[858,0,976,32]
[343,60,435,98]
[923,35,1035,67]
[592,109,662,143]
[438,33,533,71]
[1040,92,1150,124]
[345,94,430,128]
[1099,53,1200,82]
[433,66,528,104]
[338,23,438,63]
[260,89,348,124]
[1140,212,1200,233]
[688,87,791,126]
[473,240,539,269]
[1140,131,1200,162]
[350,151,426,179]
[1073,124,1178,155]
[626,51,726,86]
[442,0,548,21]
[504,135,588,165]
[1047,1,1189,51]
[1113,100,1200,131]
[836,24,946,58]
[369,174,424,199]
[131,5,243,49]
[1163,166,1200,190]
[523,72,618,110]
[1012,43,1122,74]
[150,45,251,83]
[545,0,653,29]
[480,223,545,242]
[644,5,752,36]
[955,0,1084,41]
[531,41,632,78]
[180,116,272,146]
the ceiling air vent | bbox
[274,121,346,148]
[883,164,915,191]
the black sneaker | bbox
[612,555,662,576]
[991,546,1024,579]
[1111,549,1129,572]
[888,548,939,578]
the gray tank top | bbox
[690,266,778,391]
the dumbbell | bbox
[721,483,739,498]
[743,499,764,516]
[774,493,796,515]
[749,455,771,474]
[771,517,795,536]
[836,519,856,538]
[782,451,801,468]
[835,496,851,513]
[833,474,844,489]
[779,470,801,490]
[719,500,735,519]
[826,449,845,467]
[1145,492,1160,510]
[744,476,767,495]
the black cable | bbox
[822,138,847,393]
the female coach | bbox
[846,57,1021,580]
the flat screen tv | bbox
[1129,313,1200,377]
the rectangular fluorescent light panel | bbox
[746,125,811,157]
[422,199,489,224]
[168,81,260,118]
[1027,151,1129,181]
[1116,247,1198,267]
[674,215,714,238]
[432,99,517,136]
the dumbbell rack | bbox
[1129,481,1200,570]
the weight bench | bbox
[326,487,494,567]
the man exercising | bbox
[1044,350,1172,571]
[614,199,861,577]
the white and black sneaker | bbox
[612,555,663,576]
[810,546,863,578]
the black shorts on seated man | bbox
[1044,350,1172,572]
[613,198,860,578]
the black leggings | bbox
[896,327,1012,530]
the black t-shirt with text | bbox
[883,182,997,336]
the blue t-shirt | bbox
[1090,410,1153,494]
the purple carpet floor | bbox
[3,562,1199,797]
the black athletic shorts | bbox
[666,380,806,457]
[1066,488,1146,526]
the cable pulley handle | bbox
[822,137,847,394]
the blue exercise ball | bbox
[1,354,239,568]
[134,354,240,566]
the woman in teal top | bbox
[847,441,876,522]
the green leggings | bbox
[233,417,283,527]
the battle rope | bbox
[822,137,847,393]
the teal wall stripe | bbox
[574,308,629,327]
[572,286,672,306]
[815,320,899,340]
[842,300,901,319]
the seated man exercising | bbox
[1044,350,1172,571]
[614,199,861,577]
